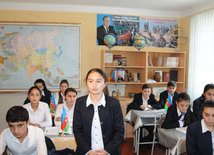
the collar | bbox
[29,101,41,112]
[64,102,75,110]
[142,95,149,101]
[42,90,45,96]
[86,93,106,107]
[201,119,212,133]
[168,93,174,97]
[176,106,186,117]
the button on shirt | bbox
[201,119,214,154]
[0,126,47,155]
[177,106,186,127]
[86,93,105,151]
[142,96,151,110]
[23,101,52,127]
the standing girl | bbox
[73,68,124,155]
[54,79,69,105]
[23,86,52,128]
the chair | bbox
[124,102,133,140]
[177,138,186,155]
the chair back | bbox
[177,138,186,155]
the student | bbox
[131,84,161,142]
[193,83,214,121]
[23,86,52,128]
[161,92,195,129]
[73,68,124,155]
[55,87,77,133]
[159,80,179,108]
[186,100,214,155]
[0,106,47,155]
[24,79,51,105]
[132,84,161,110]
[54,79,69,105]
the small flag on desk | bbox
[61,107,69,132]
[164,94,173,111]
[50,94,56,113]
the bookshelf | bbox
[102,49,186,138]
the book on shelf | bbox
[134,72,140,83]
[170,70,178,81]
[163,57,179,67]
[113,55,121,66]
[117,68,125,81]
[148,55,153,66]
[163,72,170,82]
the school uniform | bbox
[73,94,124,155]
[132,93,161,110]
[159,90,179,108]
[54,92,65,105]
[193,95,204,121]
[161,103,195,129]
[0,126,47,155]
[23,101,52,127]
[186,119,213,155]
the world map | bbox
[0,24,80,90]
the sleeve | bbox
[149,94,161,109]
[193,99,202,121]
[186,125,200,155]
[132,94,141,110]
[54,93,59,106]
[161,107,179,129]
[54,105,62,126]
[39,104,52,127]
[36,129,47,155]
[97,27,104,45]
[104,99,125,154]
[73,100,91,154]
[159,92,165,108]
[0,130,7,154]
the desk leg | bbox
[136,128,140,155]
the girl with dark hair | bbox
[73,68,124,155]
[24,79,51,105]
[193,83,214,120]
[55,87,77,134]
[54,79,69,105]
[23,86,52,128]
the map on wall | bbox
[0,23,80,90]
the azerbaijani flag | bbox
[50,94,56,113]
[61,107,69,132]
[164,94,173,111]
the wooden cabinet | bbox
[101,49,186,138]
[101,49,186,97]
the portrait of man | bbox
[97,16,117,45]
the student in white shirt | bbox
[23,86,52,128]
[54,79,69,105]
[0,106,47,155]
[187,100,214,155]
[55,87,77,133]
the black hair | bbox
[103,16,109,21]
[167,80,177,87]
[177,92,190,102]
[58,79,69,104]
[142,84,151,90]
[203,83,214,93]
[60,79,69,87]
[202,100,214,112]
[6,106,29,123]
[64,87,77,96]
[28,86,42,96]
[34,78,47,91]
[86,68,107,83]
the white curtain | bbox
[188,8,214,102]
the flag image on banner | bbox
[164,94,173,111]
[50,94,56,113]
[61,107,69,132]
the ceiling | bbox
[0,0,213,17]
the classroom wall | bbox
[0,10,190,132]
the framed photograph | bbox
[0,23,81,92]
[153,87,167,99]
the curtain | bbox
[188,8,214,102]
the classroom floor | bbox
[120,138,166,155]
